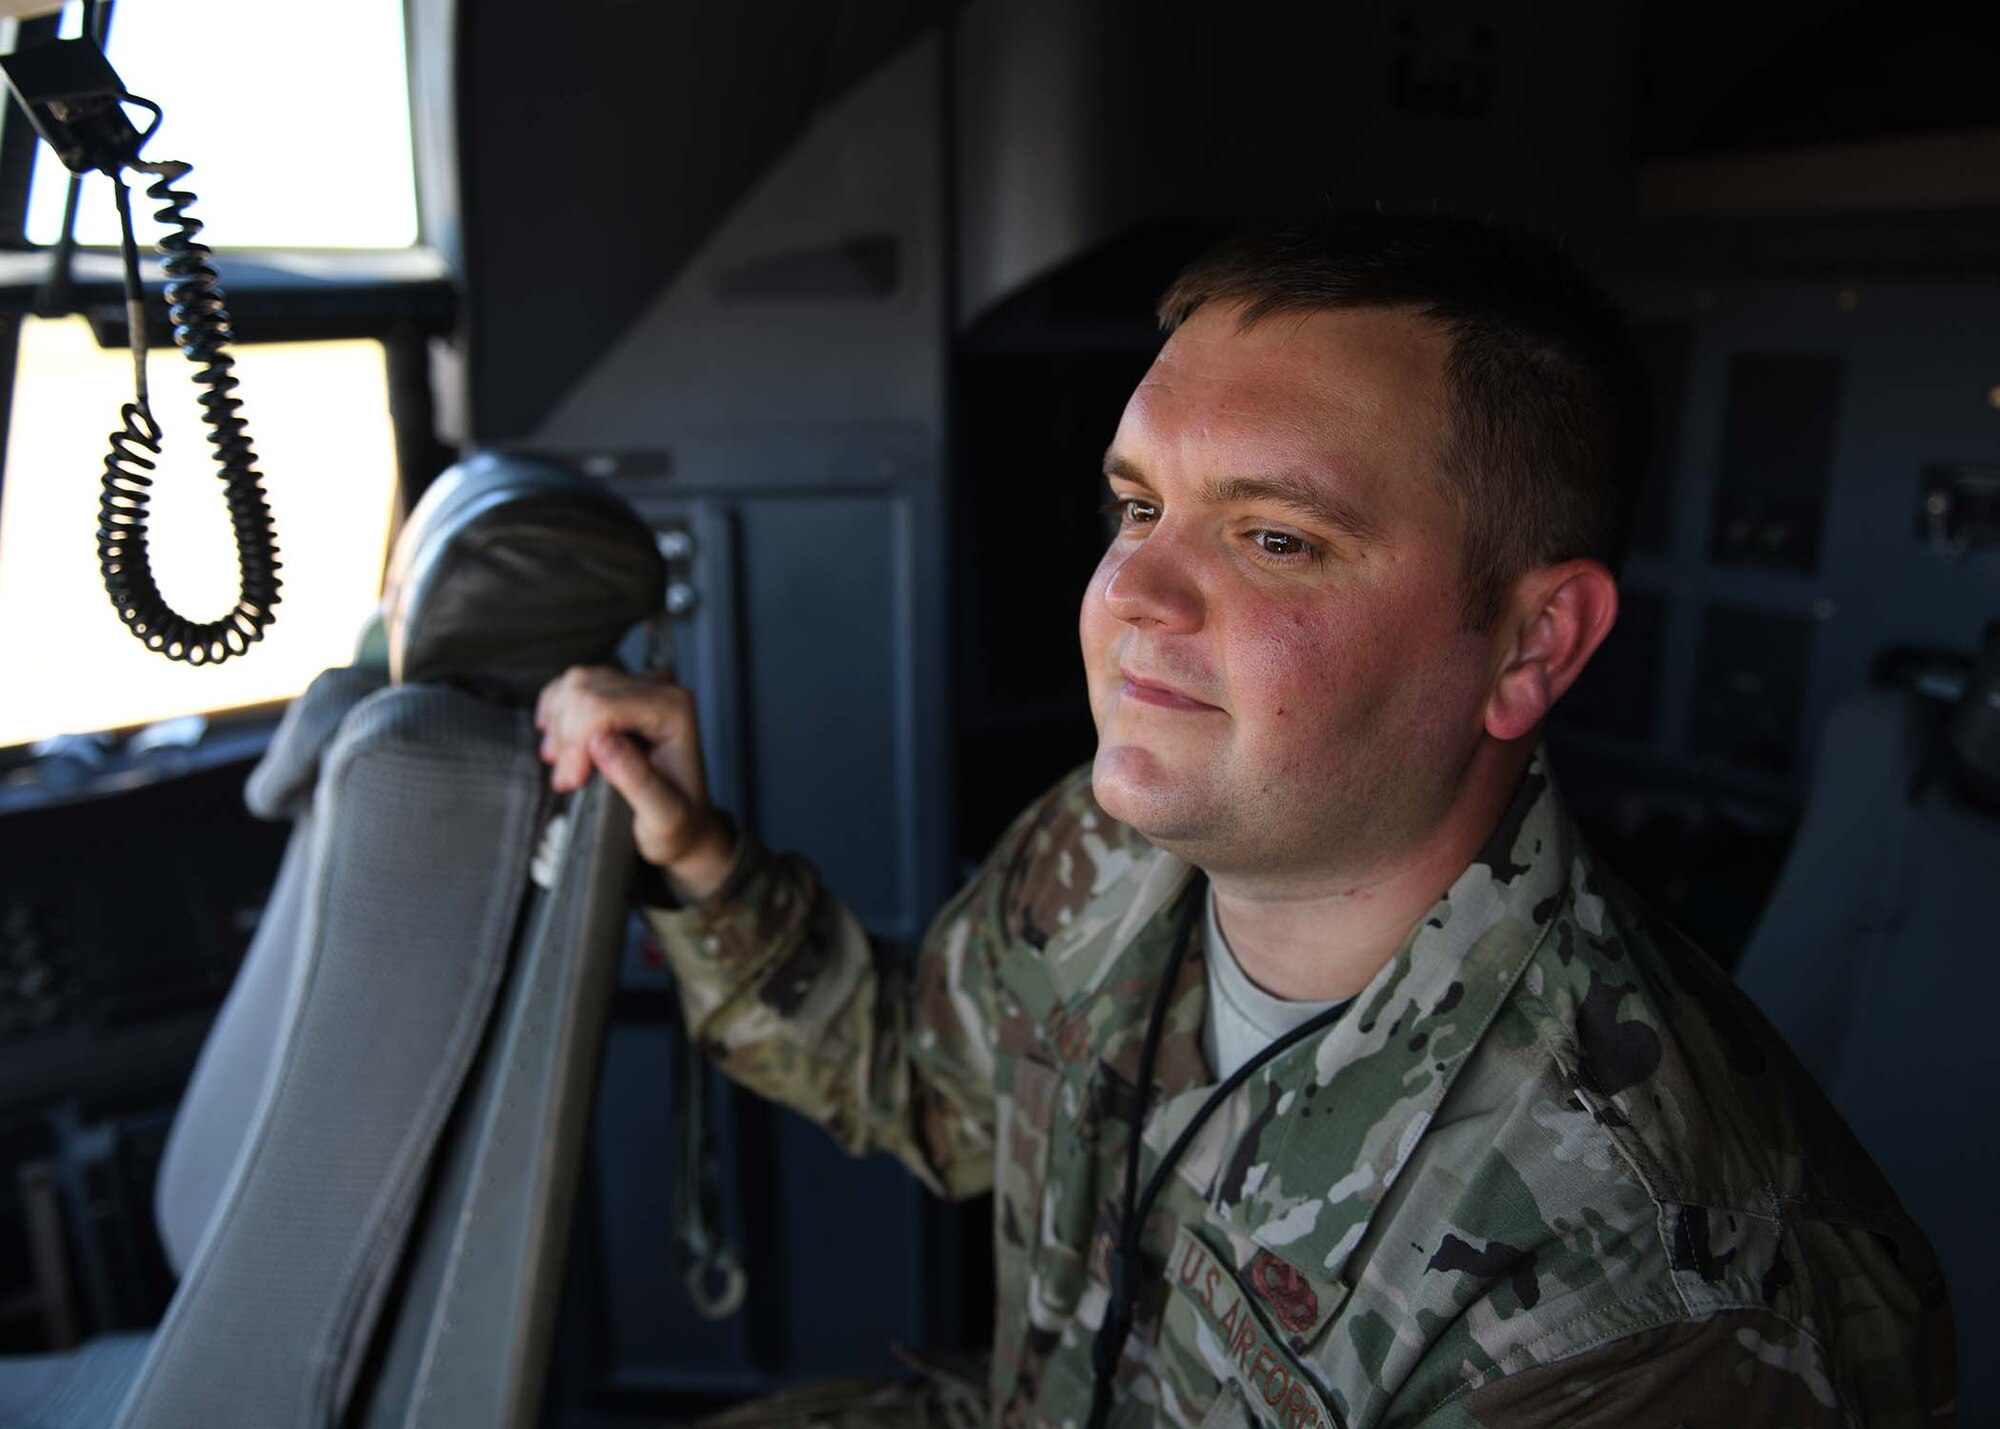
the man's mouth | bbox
[1118,672,1222,712]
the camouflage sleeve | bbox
[1407,1307,1944,1429]
[641,770,1095,1201]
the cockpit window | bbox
[0,0,430,750]
[0,317,400,750]
[23,0,417,250]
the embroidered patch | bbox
[1168,1225,1344,1429]
[1246,1251,1319,1335]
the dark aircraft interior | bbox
[0,2,1995,1425]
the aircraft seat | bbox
[1735,683,1993,1422]
[0,453,664,1429]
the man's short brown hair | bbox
[1158,213,1649,630]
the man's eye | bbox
[1249,529,1314,559]
[1100,498,1159,529]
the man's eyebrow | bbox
[1102,455,1386,546]
[1204,473,1387,546]
[1102,453,1150,487]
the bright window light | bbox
[0,317,401,749]
[24,0,418,249]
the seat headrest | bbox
[382,453,666,702]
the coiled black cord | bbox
[98,146,280,665]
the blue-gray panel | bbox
[736,495,910,934]
[589,1020,755,1386]
[771,1110,924,1377]
[1607,281,2000,777]
[589,951,929,1396]
[632,497,748,819]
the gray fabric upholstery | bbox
[0,1335,150,1429]
[1737,688,1997,1423]
[157,666,389,1277]
[355,778,634,1429]
[244,666,392,822]
[1737,692,1924,1076]
[113,686,546,1428]
[152,828,313,1282]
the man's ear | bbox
[1484,561,1619,743]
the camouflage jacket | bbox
[645,756,1953,1428]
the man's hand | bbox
[534,666,737,901]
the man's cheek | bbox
[1079,563,1116,660]
[1238,625,1355,727]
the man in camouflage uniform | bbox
[538,215,1953,1427]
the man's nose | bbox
[1100,524,1203,631]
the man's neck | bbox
[1207,742,1529,1003]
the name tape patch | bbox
[1168,1225,1343,1429]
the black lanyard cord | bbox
[1085,876,1351,1429]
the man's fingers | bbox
[587,732,706,865]
[546,675,689,743]
[536,669,712,839]
[553,740,594,793]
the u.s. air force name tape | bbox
[1167,1225,1344,1429]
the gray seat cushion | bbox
[0,1335,150,1429]
[243,666,389,823]
[113,686,545,1428]
[156,666,388,1278]
[1738,688,1996,1424]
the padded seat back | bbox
[353,774,635,1429]
[152,663,390,1279]
[118,686,546,1428]
[1737,688,1995,1423]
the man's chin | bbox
[1092,744,1210,847]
